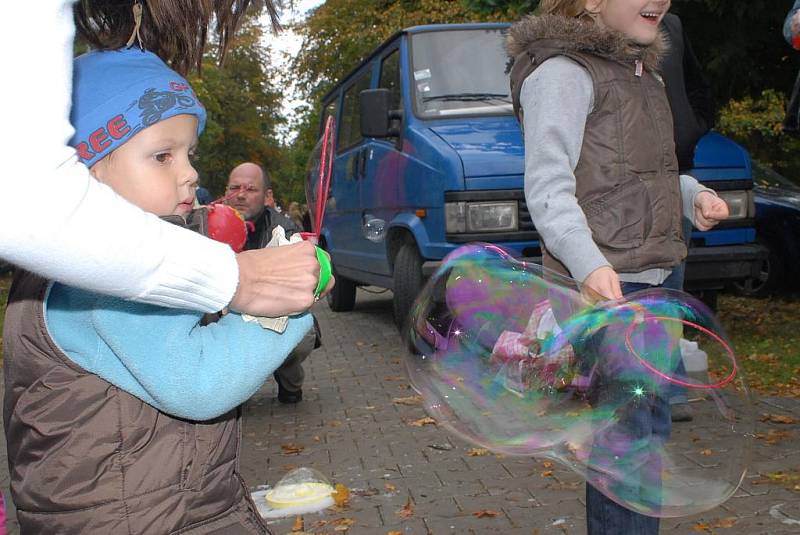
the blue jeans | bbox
[585,281,672,535]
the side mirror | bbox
[360,88,402,139]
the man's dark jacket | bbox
[661,14,715,173]
[245,207,300,251]
[245,207,321,346]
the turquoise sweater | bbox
[45,283,313,421]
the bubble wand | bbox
[302,115,336,297]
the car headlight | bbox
[445,201,518,233]
[715,190,752,220]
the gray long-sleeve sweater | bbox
[520,56,710,284]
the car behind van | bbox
[318,23,765,325]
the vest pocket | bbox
[580,177,652,250]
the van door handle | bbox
[358,147,368,178]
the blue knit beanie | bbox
[70,48,207,168]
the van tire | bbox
[393,244,423,329]
[327,270,357,312]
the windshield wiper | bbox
[422,92,511,103]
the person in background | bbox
[196,185,213,205]
[287,201,305,230]
[784,1,800,47]
[226,162,321,403]
[659,12,716,423]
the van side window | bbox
[338,70,371,151]
[379,49,402,110]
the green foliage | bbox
[671,0,797,104]
[463,0,537,14]
[717,89,800,179]
[188,16,285,197]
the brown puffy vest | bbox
[3,272,270,534]
[507,14,686,276]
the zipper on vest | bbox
[634,60,643,77]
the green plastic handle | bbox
[315,246,332,298]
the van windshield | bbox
[410,28,513,118]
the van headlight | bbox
[715,190,752,220]
[445,201,518,233]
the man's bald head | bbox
[229,162,269,190]
[225,162,274,220]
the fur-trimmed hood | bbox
[506,13,667,71]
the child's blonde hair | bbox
[538,0,592,19]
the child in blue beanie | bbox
[3,48,308,534]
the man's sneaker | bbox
[671,402,694,422]
[274,373,302,404]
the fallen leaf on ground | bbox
[541,470,554,477]
[388,532,402,535]
[393,395,423,406]
[542,461,553,468]
[281,443,304,455]
[292,516,304,532]
[760,470,800,488]
[692,517,738,531]
[333,517,355,531]
[473,510,500,518]
[467,448,490,457]
[760,413,799,424]
[397,497,415,518]
[384,376,405,381]
[409,416,436,427]
[385,482,397,492]
[332,483,351,508]
[755,430,793,445]
[700,449,713,456]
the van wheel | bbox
[393,244,423,329]
[730,237,782,298]
[327,268,356,312]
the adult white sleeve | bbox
[0,0,239,312]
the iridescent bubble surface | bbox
[405,244,754,518]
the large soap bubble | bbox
[405,244,754,518]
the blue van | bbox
[319,22,765,324]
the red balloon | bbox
[207,204,247,252]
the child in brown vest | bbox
[507,0,728,533]
[3,48,311,534]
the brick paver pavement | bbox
[2,289,799,534]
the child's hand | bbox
[582,266,622,301]
[694,191,729,231]
[792,11,800,35]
